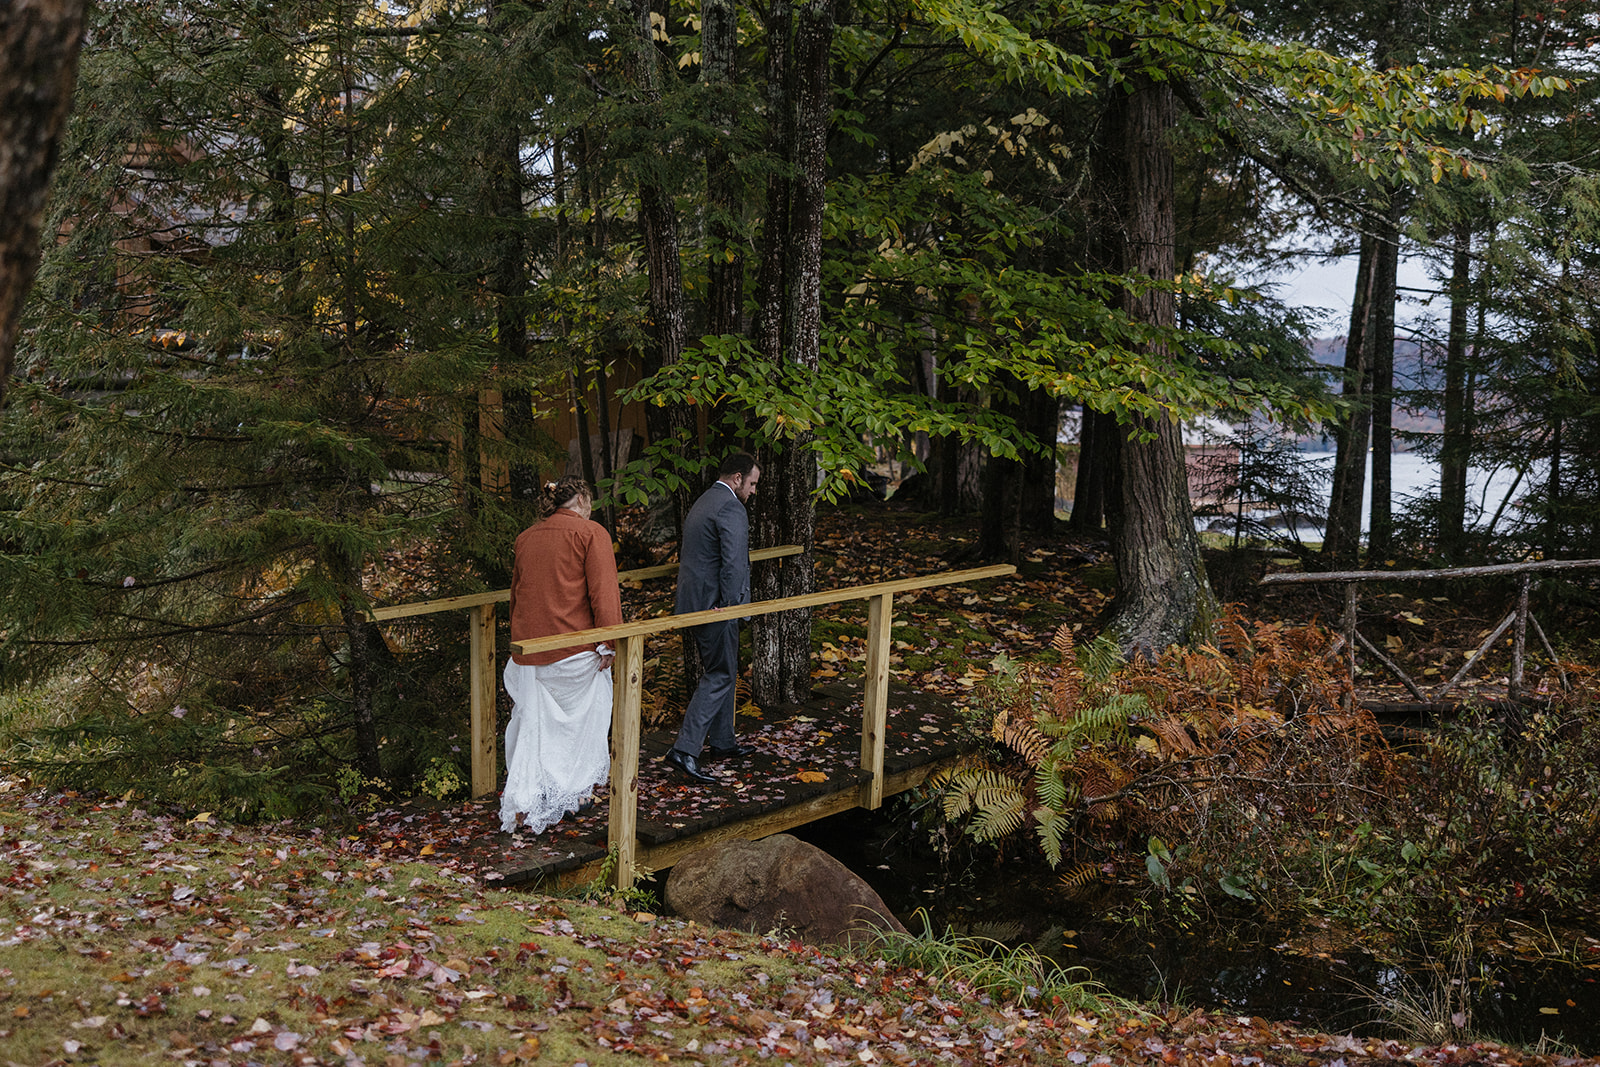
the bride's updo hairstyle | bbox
[540,475,593,518]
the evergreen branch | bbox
[19,598,315,646]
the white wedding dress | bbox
[499,649,612,834]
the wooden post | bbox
[1438,609,1516,699]
[609,634,645,891]
[1341,582,1357,711]
[859,593,893,810]
[1529,613,1570,693]
[479,389,508,495]
[1510,572,1531,701]
[468,603,498,798]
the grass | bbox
[871,910,1142,1020]
[0,778,1136,1066]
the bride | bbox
[501,476,622,835]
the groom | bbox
[664,452,761,783]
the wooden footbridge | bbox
[369,553,1014,889]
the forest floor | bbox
[786,499,1596,712]
[3,778,1595,1067]
[5,503,1598,1065]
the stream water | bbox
[780,806,1600,1056]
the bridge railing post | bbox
[1511,572,1531,701]
[468,603,497,799]
[609,634,645,891]
[859,592,893,810]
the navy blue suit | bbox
[672,481,750,757]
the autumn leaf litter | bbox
[5,778,1597,1066]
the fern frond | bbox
[1074,758,1113,805]
[937,765,1026,824]
[1036,807,1067,867]
[1078,634,1124,683]
[998,718,1051,767]
[966,790,1030,838]
[1034,760,1077,811]
[1144,715,1199,757]
[1051,623,1076,660]
[1058,862,1102,893]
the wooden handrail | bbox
[1260,557,1600,585]
[367,544,802,798]
[366,544,805,621]
[511,563,1017,655]
[595,562,1014,889]
[363,547,1014,891]
[1258,558,1599,703]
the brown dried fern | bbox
[997,717,1052,768]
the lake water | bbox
[1217,451,1539,537]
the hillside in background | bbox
[1304,336,1442,449]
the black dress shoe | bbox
[664,748,717,783]
[706,743,747,760]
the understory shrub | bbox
[934,613,1600,951]
[0,611,478,820]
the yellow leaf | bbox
[419,844,436,856]
[796,771,827,783]
[190,811,212,824]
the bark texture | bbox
[1438,222,1473,556]
[1366,206,1402,560]
[1323,234,1378,566]
[750,0,834,706]
[631,0,696,527]
[702,0,743,337]
[1099,69,1217,656]
[0,0,89,404]
[1068,408,1114,533]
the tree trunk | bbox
[752,0,793,364]
[0,0,90,404]
[750,0,833,706]
[1366,204,1401,560]
[1438,221,1472,556]
[1021,386,1061,531]
[1323,233,1379,566]
[631,0,696,528]
[1068,408,1113,534]
[592,362,618,534]
[1099,68,1217,656]
[978,377,1024,564]
[702,0,743,337]
[489,30,536,509]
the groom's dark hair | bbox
[719,451,759,478]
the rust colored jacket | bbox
[509,508,623,666]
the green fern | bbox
[1077,634,1125,683]
[1035,806,1068,866]
[972,791,1028,841]
[938,766,1024,823]
[1033,757,1077,811]
[1044,691,1145,745]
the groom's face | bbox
[732,466,760,503]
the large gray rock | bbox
[664,834,907,946]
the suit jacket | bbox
[675,481,750,616]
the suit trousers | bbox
[672,618,740,757]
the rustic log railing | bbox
[512,563,1016,890]
[365,545,806,799]
[1260,558,1600,702]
